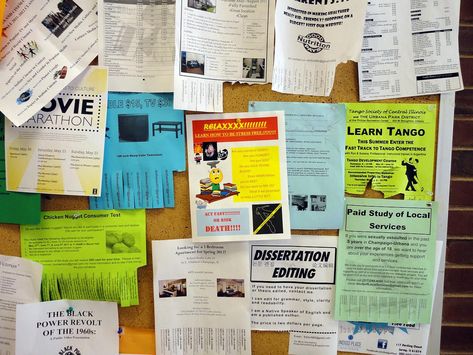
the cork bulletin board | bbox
[0,61,440,355]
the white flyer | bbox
[16,300,119,355]
[0,0,99,126]
[337,241,443,355]
[153,239,251,355]
[186,111,291,242]
[250,235,337,354]
[272,0,368,97]
[99,0,174,92]
[0,255,42,355]
[359,0,463,101]
[5,66,108,196]
[173,0,275,112]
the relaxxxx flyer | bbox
[186,111,291,242]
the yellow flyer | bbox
[4,66,108,196]
[345,103,437,200]
[186,111,291,242]
[0,0,5,46]
[119,327,155,355]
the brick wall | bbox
[440,1,473,353]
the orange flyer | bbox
[0,0,5,45]
[119,326,155,355]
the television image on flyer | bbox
[186,111,291,242]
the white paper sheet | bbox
[359,0,463,101]
[271,0,368,96]
[0,255,42,355]
[99,0,174,92]
[250,235,338,354]
[153,239,251,355]
[173,0,275,111]
[16,300,119,355]
[337,241,443,355]
[0,0,99,126]
[4,66,108,196]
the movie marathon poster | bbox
[272,0,368,96]
[186,111,291,242]
[5,67,108,196]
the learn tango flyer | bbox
[186,111,291,242]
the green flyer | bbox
[345,103,437,200]
[21,209,146,307]
[335,197,437,323]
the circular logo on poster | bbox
[58,346,81,355]
[297,33,331,53]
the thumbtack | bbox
[117,327,123,334]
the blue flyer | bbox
[90,93,185,209]
[249,102,345,229]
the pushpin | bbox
[66,307,74,315]
[117,327,123,334]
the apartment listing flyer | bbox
[345,103,437,200]
[174,0,275,112]
[335,198,438,323]
[16,300,119,355]
[272,0,368,96]
[250,101,345,230]
[153,239,251,355]
[359,0,463,101]
[99,0,174,92]
[0,0,99,126]
[5,67,108,196]
[251,235,338,354]
[186,111,291,242]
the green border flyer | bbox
[335,198,437,323]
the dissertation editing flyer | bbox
[338,241,443,355]
[174,0,275,112]
[272,0,367,96]
[90,92,185,210]
[20,209,146,307]
[0,0,99,126]
[251,235,338,354]
[5,66,108,196]
[0,255,42,355]
[153,239,251,355]
[345,103,437,200]
[335,198,437,323]
[186,112,291,242]
[16,300,119,355]
[250,102,345,230]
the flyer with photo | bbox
[0,0,99,126]
[335,198,438,324]
[153,239,251,355]
[0,255,42,355]
[5,66,108,196]
[250,102,345,230]
[21,209,146,307]
[173,0,275,111]
[272,0,367,96]
[251,235,338,354]
[186,111,291,242]
[90,92,185,210]
[345,103,437,200]
[16,300,119,355]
